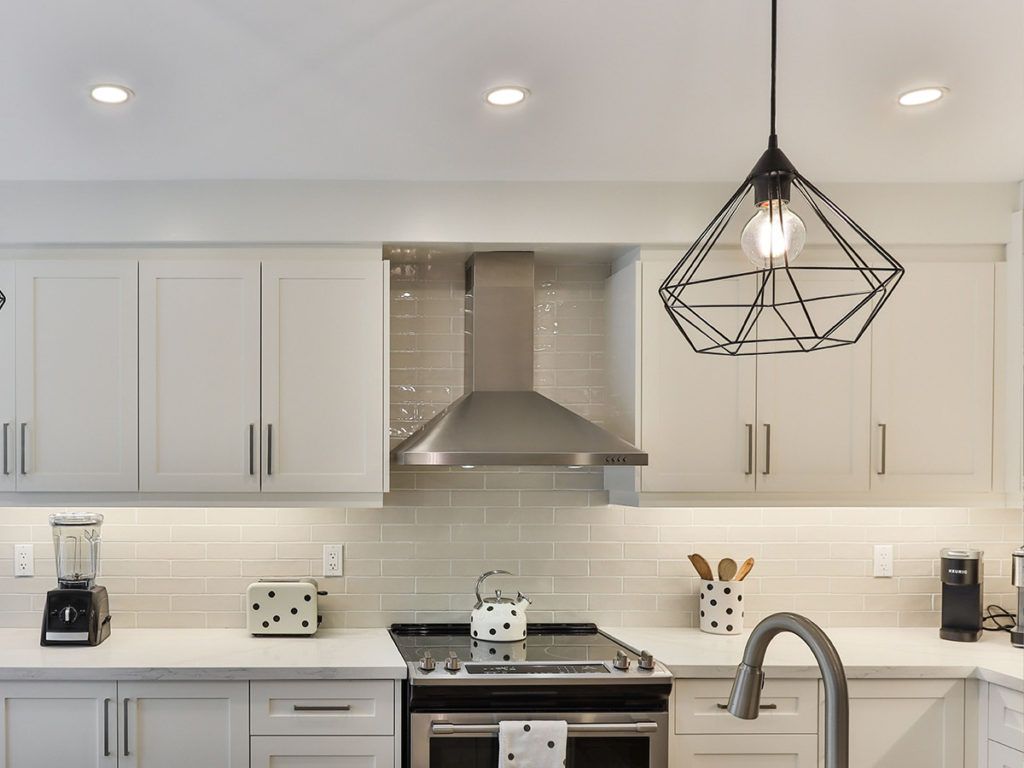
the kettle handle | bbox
[475,570,512,607]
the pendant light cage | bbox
[0,290,5,312]
[658,173,904,356]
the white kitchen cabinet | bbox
[250,736,395,768]
[989,742,1024,768]
[0,263,14,492]
[14,260,138,492]
[839,678,964,768]
[639,257,757,493]
[989,684,1024,752]
[261,259,387,493]
[0,681,117,768]
[118,681,248,768]
[673,734,817,766]
[871,263,994,493]
[139,261,260,492]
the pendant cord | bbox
[769,0,778,148]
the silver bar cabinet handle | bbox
[717,702,778,711]
[123,698,130,756]
[266,424,273,476]
[103,698,111,757]
[744,424,753,475]
[248,423,255,476]
[19,422,26,475]
[293,704,352,712]
[877,423,887,475]
[762,423,771,476]
[2,422,8,475]
[431,721,657,735]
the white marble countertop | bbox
[0,628,407,681]
[604,627,1024,692]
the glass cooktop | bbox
[389,623,633,665]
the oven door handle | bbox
[431,721,658,735]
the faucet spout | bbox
[727,613,849,768]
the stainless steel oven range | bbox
[389,623,672,768]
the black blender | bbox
[41,512,111,646]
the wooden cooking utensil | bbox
[688,553,714,581]
[736,557,755,581]
[717,557,738,581]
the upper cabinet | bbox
[139,261,261,493]
[15,260,138,492]
[0,263,13,492]
[261,260,387,494]
[607,252,1000,505]
[871,262,994,493]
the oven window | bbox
[430,736,650,767]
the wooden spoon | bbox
[736,557,755,581]
[717,557,738,582]
[688,553,714,581]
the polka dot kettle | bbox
[470,569,531,642]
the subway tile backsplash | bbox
[0,259,1018,629]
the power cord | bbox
[982,604,1017,632]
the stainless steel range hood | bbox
[392,252,647,467]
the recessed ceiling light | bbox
[90,84,134,105]
[484,86,529,107]
[898,87,947,107]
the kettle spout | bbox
[516,591,532,608]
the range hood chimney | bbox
[392,252,647,467]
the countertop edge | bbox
[0,666,407,682]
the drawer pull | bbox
[292,704,352,712]
[716,702,778,711]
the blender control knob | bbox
[60,606,78,624]
[444,652,461,672]
[613,650,631,671]
[638,650,656,671]
[420,652,436,672]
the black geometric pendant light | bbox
[659,0,904,355]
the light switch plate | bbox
[323,544,343,577]
[14,544,33,577]
[873,544,893,577]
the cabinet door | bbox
[755,270,872,493]
[839,678,964,768]
[261,259,386,493]
[641,259,757,492]
[118,681,248,768]
[871,263,994,492]
[0,681,117,768]
[250,736,394,768]
[139,261,260,492]
[15,260,138,491]
[673,734,817,766]
[989,742,1024,768]
[0,263,13,491]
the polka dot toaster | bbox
[470,570,531,642]
[246,578,325,636]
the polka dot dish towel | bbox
[499,720,567,768]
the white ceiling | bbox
[1,0,1022,182]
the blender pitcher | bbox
[50,512,103,589]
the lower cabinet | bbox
[674,734,817,766]
[0,681,117,768]
[119,681,248,768]
[250,736,395,768]
[990,741,1024,768]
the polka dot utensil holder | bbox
[698,579,744,635]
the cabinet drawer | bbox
[990,741,1024,768]
[675,734,817,765]
[250,681,394,736]
[675,679,818,734]
[250,736,394,768]
[990,686,1024,751]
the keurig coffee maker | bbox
[939,547,983,642]
[41,512,111,646]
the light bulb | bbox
[740,199,806,269]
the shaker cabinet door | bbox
[261,258,386,493]
[0,262,14,492]
[139,260,260,492]
[15,260,138,491]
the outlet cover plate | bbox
[873,544,893,577]
[14,544,33,577]
[323,544,343,577]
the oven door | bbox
[410,711,668,768]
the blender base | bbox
[41,586,111,646]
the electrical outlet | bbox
[323,544,344,577]
[873,544,893,577]
[14,544,33,577]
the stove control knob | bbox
[419,652,436,672]
[59,606,79,624]
[613,650,630,671]
[444,652,461,672]
[638,650,655,671]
